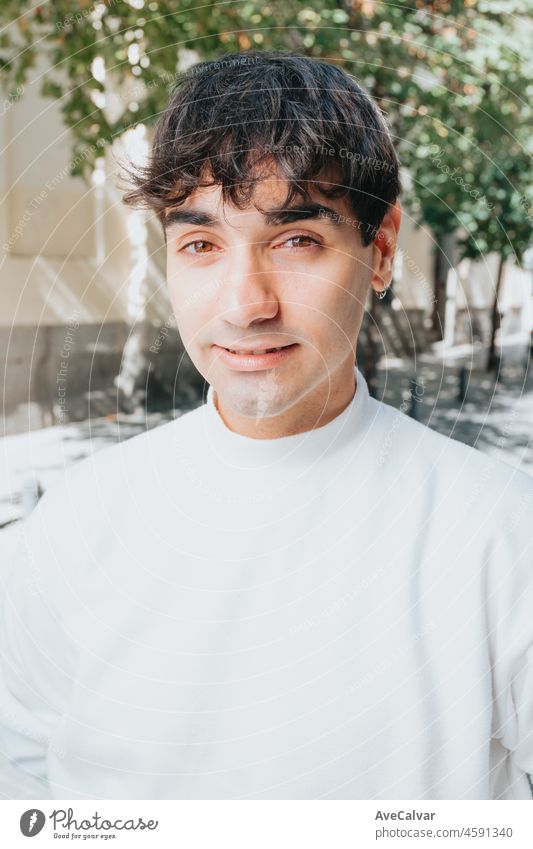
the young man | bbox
[1,50,532,801]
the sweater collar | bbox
[202,365,370,471]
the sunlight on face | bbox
[165,169,379,438]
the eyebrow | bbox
[163,202,348,231]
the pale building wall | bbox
[2,95,123,325]
[0,59,171,328]
[455,255,532,342]
[0,64,191,434]
[394,213,435,311]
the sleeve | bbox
[486,472,533,782]
[0,482,78,797]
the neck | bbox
[213,358,358,440]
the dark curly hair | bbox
[122,49,401,246]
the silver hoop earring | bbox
[376,287,388,300]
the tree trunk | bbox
[487,254,506,372]
[432,231,457,339]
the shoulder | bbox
[371,396,533,517]
[39,401,207,508]
[18,403,208,587]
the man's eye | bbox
[282,235,320,249]
[182,240,216,254]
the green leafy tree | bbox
[1,0,531,358]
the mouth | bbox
[212,343,299,371]
[224,346,286,355]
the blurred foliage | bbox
[0,0,532,262]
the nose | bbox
[218,243,280,328]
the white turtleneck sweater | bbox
[1,366,532,800]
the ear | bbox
[369,199,402,296]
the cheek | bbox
[288,258,363,321]
[165,258,182,305]
[171,303,205,349]
[299,259,367,353]
[328,256,370,319]
[165,261,211,342]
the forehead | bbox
[177,154,347,210]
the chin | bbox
[221,383,287,417]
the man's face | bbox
[165,168,399,438]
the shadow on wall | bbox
[1,322,204,435]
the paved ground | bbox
[373,340,533,476]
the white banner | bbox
[0,800,532,847]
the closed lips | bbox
[225,347,286,354]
